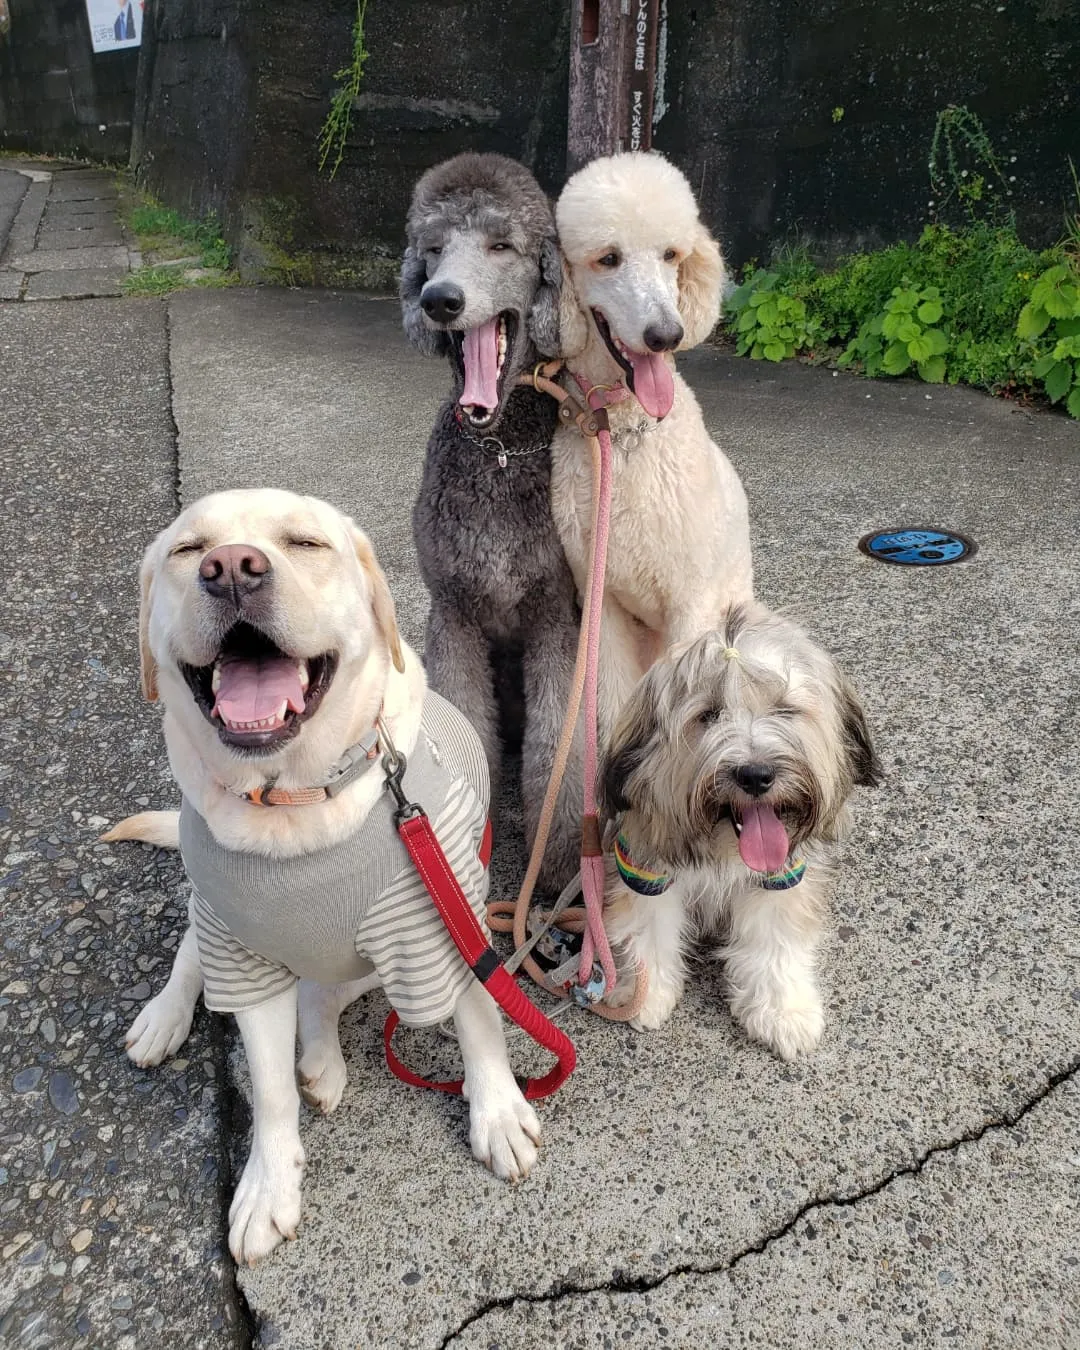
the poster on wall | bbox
[85,0,142,53]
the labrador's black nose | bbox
[733,763,776,797]
[199,544,271,601]
[421,283,466,324]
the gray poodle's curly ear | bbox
[526,237,564,358]
[400,245,449,357]
[554,252,589,359]
[677,223,725,350]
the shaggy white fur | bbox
[551,153,754,744]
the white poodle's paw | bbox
[228,1136,305,1266]
[629,969,684,1033]
[468,1084,541,1182]
[735,988,825,1061]
[298,1040,348,1115]
[125,989,195,1068]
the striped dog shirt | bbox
[182,691,491,1026]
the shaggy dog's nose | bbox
[199,545,271,600]
[421,283,466,323]
[733,763,775,796]
[643,320,684,352]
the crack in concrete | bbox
[163,296,182,513]
[439,1055,1080,1346]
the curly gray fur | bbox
[403,153,581,894]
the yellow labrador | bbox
[107,489,540,1265]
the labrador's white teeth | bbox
[297,661,309,690]
[211,666,222,694]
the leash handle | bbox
[385,811,577,1100]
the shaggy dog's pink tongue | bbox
[461,316,500,414]
[737,803,790,873]
[627,349,675,419]
[213,656,305,730]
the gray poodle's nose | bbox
[421,282,466,323]
[733,763,775,797]
[643,320,684,352]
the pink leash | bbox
[570,377,631,998]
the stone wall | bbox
[0,0,139,161]
[130,0,1078,276]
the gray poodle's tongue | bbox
[626,349,675,419]
[461,316,500,414]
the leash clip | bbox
[377,716,423,824]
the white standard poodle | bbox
[551,152,755,740]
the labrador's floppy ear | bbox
[554,251,589,359]
[352,529,405,673]
[527,236,564,358]
[677,222,725,350]
[400,245,449,357]
[138,552,158,703]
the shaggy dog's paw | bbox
[125,990,194,1067]
[298,1040,348,1115]
[629,971,684,1033]
[468,1086,541,1182]
[737,991,825,1062]
[228,1138,305,1266]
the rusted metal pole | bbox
[567,0,661,173]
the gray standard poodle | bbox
[402,153,581,894]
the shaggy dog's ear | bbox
[352,528,405,673]
[138,552,158,702]
[599,675,661,817]
[527,237,564,358]
[838,678,882,787]
[400,246,448,357]
[555,254,589,359]
[677,223,725,350]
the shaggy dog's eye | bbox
[697,707,722,725]
[597,251,621,268]
[170,540,205,557]
[286,538,329,550]
[663,248,678,263]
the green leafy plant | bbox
[727,270,830,361]
[128,203,232,270]
[1018,264,1080,417]
[840,285,949,382]
[928,105,1010,224]
[319,0,369,180]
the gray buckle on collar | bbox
[321,729,381,798]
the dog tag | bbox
[497,451,508,468]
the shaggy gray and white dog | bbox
[402,154,581,892]
[599,604,881,1060]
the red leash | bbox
[380,746,577,1101]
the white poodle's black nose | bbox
[733,763,775,796]
[643,320,684,352]
[421,282,466,323]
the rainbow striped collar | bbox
[614,832,806,895]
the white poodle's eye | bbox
[663,248,678,263]
[596,250,621,269]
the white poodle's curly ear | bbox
[677,223,725,350]
[352,528,405,673]
[138,553,159,703]
[526,237,564,358]
[400,246,449,357]
[555,254,589,359]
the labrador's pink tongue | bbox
[627,349,675,419]
[737,803,790,873]
[460,316,500,413]
[213,656,305,727]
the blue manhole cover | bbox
[858,528,976,566]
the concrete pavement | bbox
[1,285,1078,1349]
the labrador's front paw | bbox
[298,1040,347,1115]
[468,1084,541,1182]
[125,989,194,1067]
[228,1136,305,1265]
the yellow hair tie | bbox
[722,647,741,662]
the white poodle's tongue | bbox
[737,803,790,873]
[213,656,305,730]
[627,349,675,419]
[461,317,500,414]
